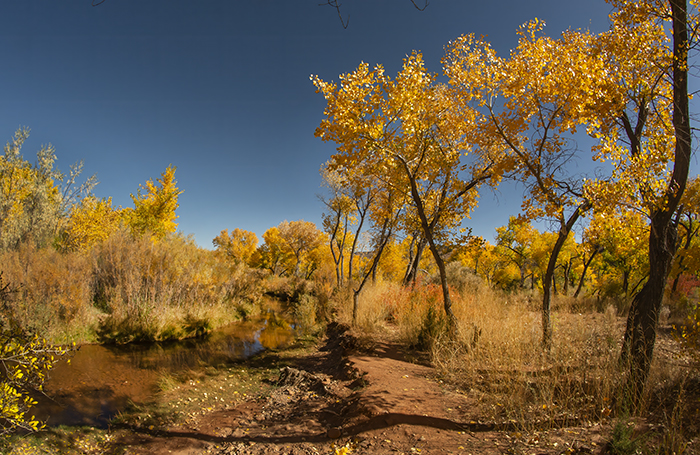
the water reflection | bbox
[35,309,295,428]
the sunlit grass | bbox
[340,273,628,428]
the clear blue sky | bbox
[1,1,623,247]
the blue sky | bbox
[1,1,631,247]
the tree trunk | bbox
[348,198,369,288]
[403,235,417,284]
[620,214,677,405]
[352,220,393,326]
[401,162,458,331]
[403,235,426,287]
[620,0,691,408]
[670,216,695,294]
[563,260,572,295]
[574,247,600,298]
[542,202,589,350]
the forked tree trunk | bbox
[403,236,426,287]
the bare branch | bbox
[409,0,429,11]
[321,0,349,29]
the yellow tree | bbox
[350,181,406,323]
[377,237,407,282]
[277,220,326,278]
[313,52,503,330]
[444,23,605,348]
[255,226,289,276]
[124,165,182,240]
[495,217,537,289]
[573,224,604,298]
[0,128,62,250]
[319,162,356,287]
[671,176,700,293]
[58,196,122,252]
[587,209,649,299]
[453,235,487,276]
[212,228,258,267]
[257,221,325,278]
[1,274,70,437]
[583,0,694,400]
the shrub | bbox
[0,274,71,437]
[0,244,93,342]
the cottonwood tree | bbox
[213,228,258,267]
[0,274,70,436]
[258,221,326,278]
[277,220,326,278]
[582,0,694,403]
[494,217,537,289]
[670,176,700,293]
[350,181,405,324]
[444,23,603,349]
[256,226,288,276]
[588,209,650,299]
[319,163,355,287]
[313,52,502,331]
[123,165,182,240]
[573,225,604,298]
[0,128,86,250]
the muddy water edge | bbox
[34,301,296,428]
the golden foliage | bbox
[58,196,122,252]
[213,228,258,266]
[1,274,71,437]
[123,165,182,240]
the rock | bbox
[276,367,330,395]
[327,427,342,439]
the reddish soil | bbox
[109,323,694,455]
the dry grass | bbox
[0,230,266,344]
[336,273,662,430]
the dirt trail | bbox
[113,323,610,455]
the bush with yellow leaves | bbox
[0,273,70,437]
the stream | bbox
[34,306,296,428]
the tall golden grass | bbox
[334,263,693,428]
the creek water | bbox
[34,307,296,428]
